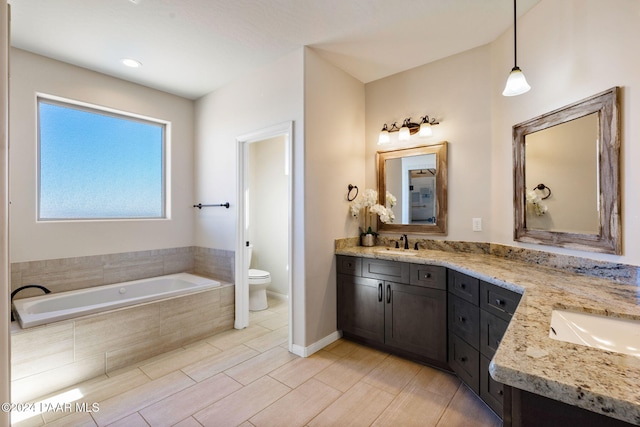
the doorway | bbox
[235,121,293,352]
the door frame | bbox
[235,121,293,350]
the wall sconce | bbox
[378,116,439,145]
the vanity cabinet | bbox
[337,255,447,367]
[448,270,522,417]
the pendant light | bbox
[502,0,531,96]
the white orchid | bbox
[349,188,396,235]
[526,190,548,216]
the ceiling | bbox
[9,0,540,100]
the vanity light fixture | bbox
[502,0,531,96]
[378,116,439,145]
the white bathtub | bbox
[12,273,221,329]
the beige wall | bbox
[303,48,365,346]
[365,44,493,241]
[9,48,196,262]
[490,0,640,264]
[194,49,306,345]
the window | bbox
[37,96,167,220]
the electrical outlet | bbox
[472,217,482,232]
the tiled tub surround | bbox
[11,281,234,402]
[336,241,640,425]
[10,246,235,298]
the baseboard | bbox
[266,290,288,301]
[291,330,342,357]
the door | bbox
[337,274,384,344]
[385,282,447,363]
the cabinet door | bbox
[337,274,384,343]
[384,281,447,363]
[449,294,480,349]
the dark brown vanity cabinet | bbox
[448,270,522,417]
[337,255,447,366]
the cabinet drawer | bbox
[449,334,480,394]
[362,258,410,282]
[480,310,509,358]
[337,255,361,276]
[448,270,479,304]
[480,355,504,417]
[448,295,480,349]
[480,281,521,321]
[409,264,446,290]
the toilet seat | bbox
[249,268,270,279]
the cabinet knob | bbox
[423,273,431,279]
[458,316,466,323]
[498,390,504,396]
[460,356,467,362]
[496,298,505,306]
[460,283,466,289]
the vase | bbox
[361,234,375,247]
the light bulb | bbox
[378,130,390,144]
[419,122,433,137]
[398,124,410,141]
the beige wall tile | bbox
[11,322,74,379]
[308,382,395,427]
[139,373,242,427]
[223,346,297,386]
[250,378,341,427]
[74,304,161,360]
[193,376,290,427]
[91,370,195,426]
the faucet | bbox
[401,234,409,250]
[10,284,51,321]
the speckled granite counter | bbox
[336,243,640,425]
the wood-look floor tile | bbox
[249,378,341,427]
[139,373,242,427]
[181,344,259,382]
[171,417,204,427]
[308,381,395,427]
[269,350,340,389]
[371,371,457,426]
[322,339,360,357]
[224,346,297,385]
[105,412,149,427]
[193,376,290,427]
[313,345,388,392]
[410,365,461,398]
[436,384,501,427]
[256,313,288,331]
[38,412,96,427]
[91,371,195,426]
[361,354,422,395]
[139,342,221,379]
[206,325,272,351]
[242,326,288,353]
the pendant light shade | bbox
[503,0,530,97]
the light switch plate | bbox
[472,217,482,232]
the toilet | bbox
[247,244,270,311]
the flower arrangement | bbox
[526,190,548,216]
[349,189,396,241]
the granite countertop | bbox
[335,245,640,425]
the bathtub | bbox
[12,272,221,329]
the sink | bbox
[549,309,640,357]
[373,248,417,256]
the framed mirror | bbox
[513,87,621,254]
[377,142,448,235]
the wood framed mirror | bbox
[513,87,621,254]
[377,142,448,235]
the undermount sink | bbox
[373,248,417,256]
[549,309,640,357]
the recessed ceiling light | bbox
[121,58,142,68]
